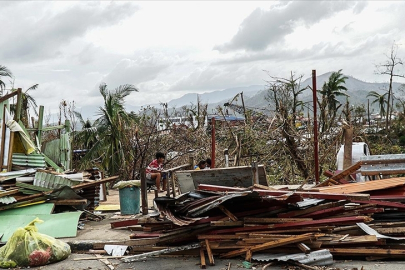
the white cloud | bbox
[0,1,405,120]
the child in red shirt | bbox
[146,152,166,192]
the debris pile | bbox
[108,180,405,267]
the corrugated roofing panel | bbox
[252,249,333,266]
[0,196,17,204]
[12,153,46,167]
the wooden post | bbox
[189,156,194,170]
[171,170,176,197]
[211,117,215,168]
[343,126,353,181]
[200,248,206,269]
[140,168,148,215]
[224,148,229,168]
[252,162,259,185]
[0,105,7,170]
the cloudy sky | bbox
[1,1,405,120]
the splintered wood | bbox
[106,180,405,266]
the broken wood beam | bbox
[200,248,206,269]
[278,201,348,218]
[122,243,201,262]
[244,217,313,224]
[329,248,405,257]
[197,184,370,201]
[218,205,238,221]
[205,239,215,265]
[220,233,319,258]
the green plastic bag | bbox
[0,217,71,268]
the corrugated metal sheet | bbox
[296,198,324,208]
[252,249,334,266]
[12,153,46,167]
[43,133,71,171]
[0,196,17,204]
[34,171,82,189]
[357,222,405,240]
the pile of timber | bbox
[109,179,405,266]
[0,170,118,212]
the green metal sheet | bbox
[12,153,46,167]
[0,203,55,216]
[0,211,82,242]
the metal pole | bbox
[312,70,320,185]
[211,117,216,168]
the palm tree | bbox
[367,90,388,119]
[318,70,349,123]
[82,83,138,177]
[0,65,13,94]
[73,111,97,150]
[9,84,39,127]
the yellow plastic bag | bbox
[0,218,71,268]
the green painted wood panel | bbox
[0,203,54,216]
[0,211,82,242]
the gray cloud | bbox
[215,1,359,52]
[0,2,138,62]
[101,57,171,90]
[168,65,265,92]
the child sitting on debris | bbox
[146,152,166,192]
[205,158,211,169]
[195,160,207,170]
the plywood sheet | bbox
[0,211,82,242]
[312,177,405,194]
[177,165,267,193]
[95,204,120,211]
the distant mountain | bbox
[81,73,404,120]
[241,72,404,113]
[167,85,266,107]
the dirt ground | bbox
[12,189,405,270]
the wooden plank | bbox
[92,238,160,250]
[220,233,317,258]
[244,217,313,224]
[296,243,311,253]
[330,161,362,181]
[351,199,405,210]
[321,235,378,246]
[200,248,206,269]
[0,189,19,198]
[329,248,405,257]
[211,221,244,227]
[198,235,244,240]
[218,205,238,221]
[140,168,148,215]
[205,239,215,266]
[111,219,139,229]
[197,184,370,201]
[271,216,373,230]
[48,199,88,205]
[278,201,348,218]
[313,177,405,194]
